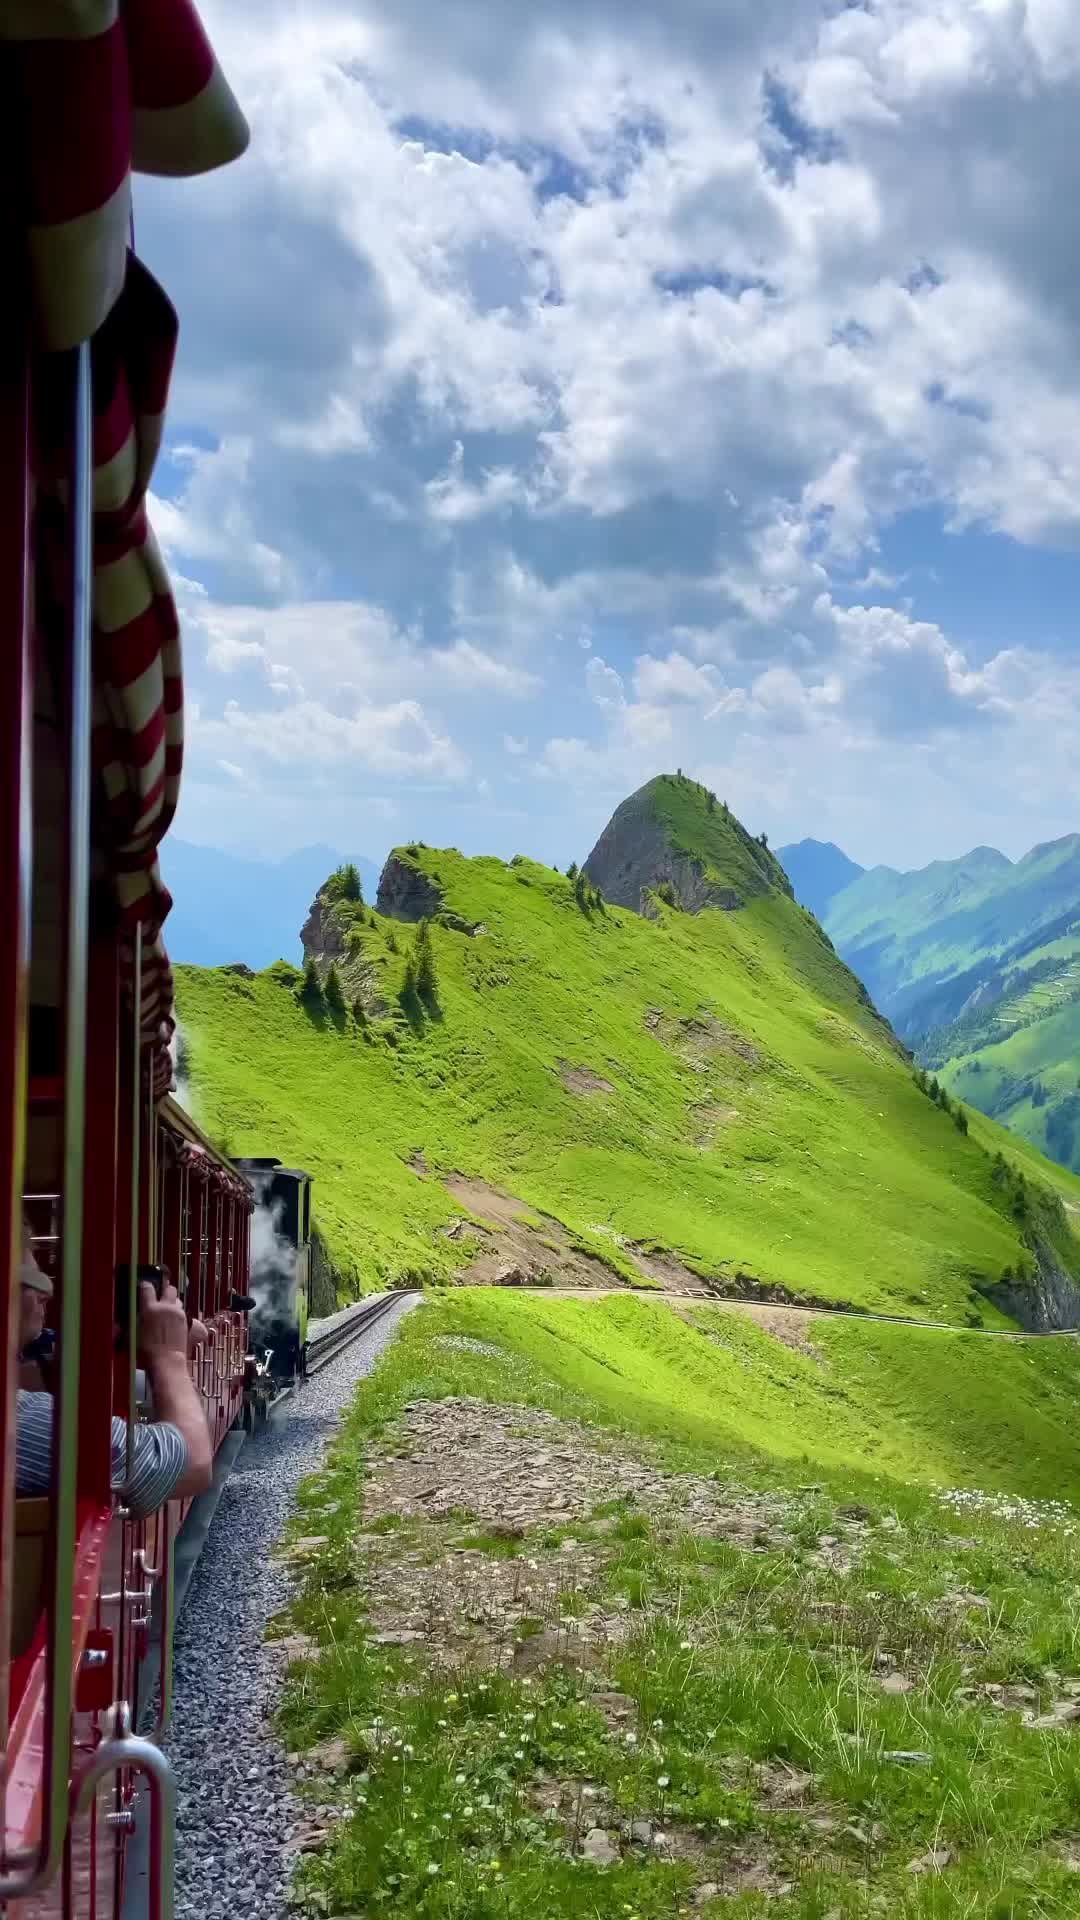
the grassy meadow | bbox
[276,1291,1080,1919]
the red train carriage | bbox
[1,8,249,1918]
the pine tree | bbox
[324,962,346,1017]
[352,997,368,1027]
[386,928,399,954]
[401,953,419,1003]
[567,861,578,881]
[297,956,324,1010]
[574,869,589,909]
[324,860,363,904]
[414,919,437,999]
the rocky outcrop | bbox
[309,1222,358,1317]
[299,894,347,964]
[587,806,721,913]
[376,853,444,923]
[978,1239,1080,1331]
[438,909,485,937]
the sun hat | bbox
[20,1261,53,1298]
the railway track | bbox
[304,1290,417,1374]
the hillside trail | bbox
[515,1285,1080,1341]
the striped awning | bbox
[6,0,248,1091]
[6,0,248,354]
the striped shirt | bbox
[16,1393,188,1520]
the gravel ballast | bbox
[167,1298,416,1920]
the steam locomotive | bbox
[235,1158,315,1390]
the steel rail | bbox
[302,1293,411,1376]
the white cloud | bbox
[632,652,725,704]
[585,656,626,710]
[203,695,468,780]
[149,441,293,599]
[133,0,1080,868]
[429,639,540,696]
[186,595,538,703]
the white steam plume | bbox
[170,1017,195,1116]
[246,1173,297,1336]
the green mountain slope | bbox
[934,996,1080,1173]
[819,835,1080,1173]
[176,777,1080,1325]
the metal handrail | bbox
[0,341,93,1898]
[71,1703,175,1920]
[146,1505,175,1742]
[133,1543,160,1582]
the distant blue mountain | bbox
[778,838,865,920]
[161,840,383,969]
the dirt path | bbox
[416,1165,1080,1341]
[520,1286,1080,1340]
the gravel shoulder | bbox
[167,1297,417,1920]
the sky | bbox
[139,0,1080,875]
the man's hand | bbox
[134,1281,214,1499]
[188,1316,208,1357]
[136,1280,189,1369]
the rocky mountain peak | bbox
[375,852,444,923]
[583,773,792,916]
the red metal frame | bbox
[0,290,32,1785]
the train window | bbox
[302,1181,311,1244]
[11,1209,56,1668]
[17,1206,56,1393]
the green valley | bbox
[177,775,1080,1327]
[784,834,1080,1177]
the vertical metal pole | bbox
[188,1177,204,1322]
[80,933,119,1499]
[0,338,95,1899]
[0,289,32,1729]
[127,924,142,1485]
[43,335,94,1884]
[0,300,33,1834]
